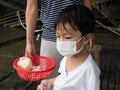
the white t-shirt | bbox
[53,54,100,90]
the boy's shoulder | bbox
[85,54,100,74]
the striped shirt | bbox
[41,0,83,42]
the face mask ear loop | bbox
[76,36,84,50]
[75,44,85,55]
[81,44,85,50]
[77,37,84,43]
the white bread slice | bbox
[32,65,41,71]
[17,57,32,70]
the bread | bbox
[17,57,32,70]
[32,65,41,71]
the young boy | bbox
[37,5,100,90]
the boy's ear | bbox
[83,33,94,45]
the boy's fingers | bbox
[37,85,43,90]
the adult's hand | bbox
[25,43,36,58]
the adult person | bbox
[25,0,94,77]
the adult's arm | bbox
[25,0,38,57]
[83,0,93,10]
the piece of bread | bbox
[32,65,41,71]
[17,57,32,70]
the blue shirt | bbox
[41,0,83,41]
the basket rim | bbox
[13,55,56,73]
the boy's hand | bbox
[37,80,51,90]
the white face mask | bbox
[56,37,84,57]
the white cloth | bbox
[53,54,100,90]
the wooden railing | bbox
[93,0,120,26]
[0,10,41,28]
[0,11,25,27]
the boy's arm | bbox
[86,67,100,90]
[48,77,57,87]
[37,77,58,90]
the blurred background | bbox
[0,0,120,90]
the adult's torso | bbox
[40,0,83,41]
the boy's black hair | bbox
[55,5,95,36]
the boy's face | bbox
[56,23,84,50]
[56,23,82,41]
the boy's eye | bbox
[65,37,72,39]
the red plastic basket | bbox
[13,55,56,82]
